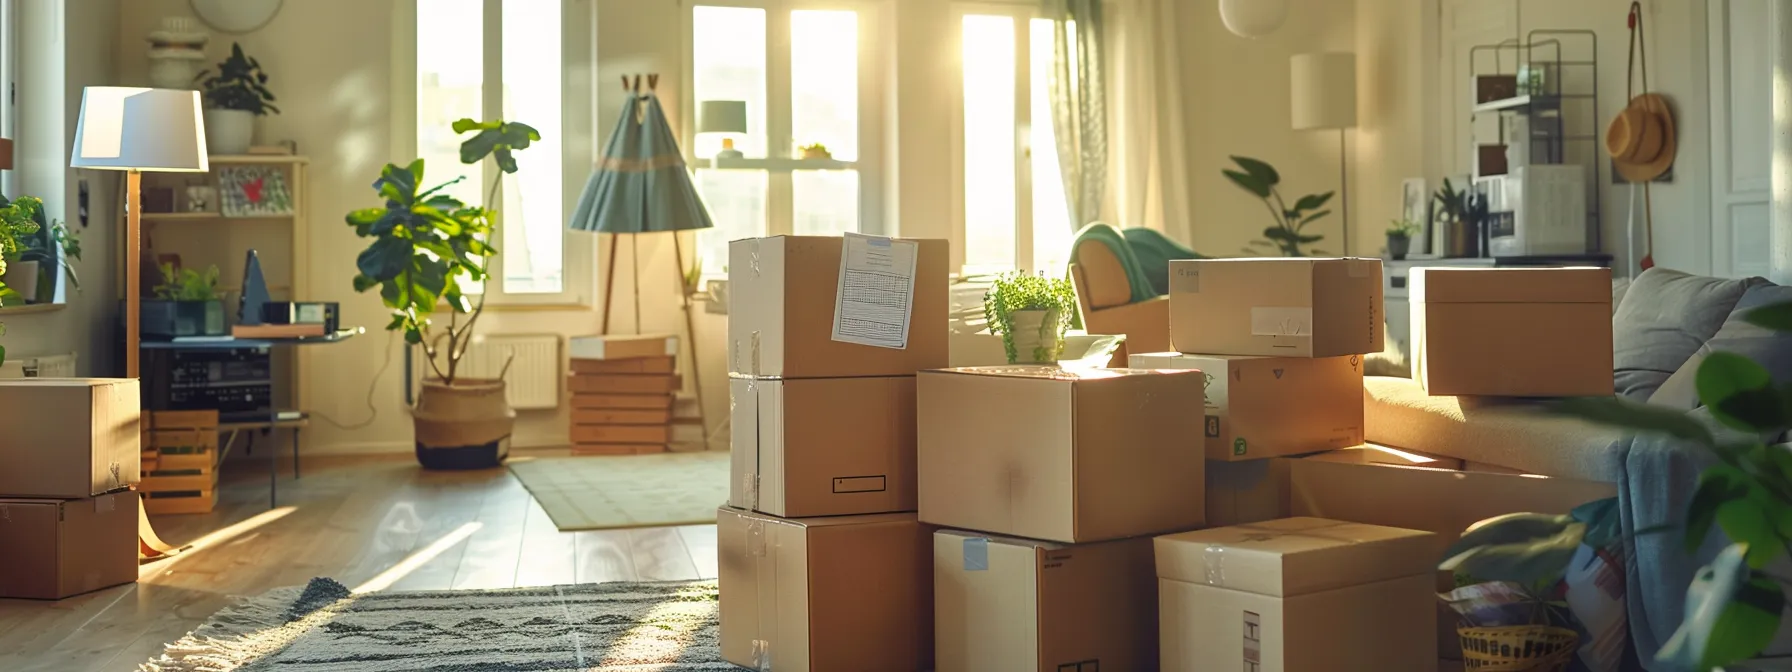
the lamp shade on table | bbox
[699,100,748,135]
[71,87,209,172]
[568,93,713,234]
[1290,53,1357,131]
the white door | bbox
[1708,0,1773,278]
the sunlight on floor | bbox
[141,507,297,580]
[352,521,484,594]
[594,582,712,667]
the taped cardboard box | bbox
[1168,258,1383,358]
[568,333,678,361]
[1155,517,1438,672]
[727,235,948,378]
[728,375,917,517]
[1411,267,1613,397]
[933,530,1157,672]
[917,366,1206,543]
[0,491,138,599]
[1130,352,1364,460]
[717,507,931,672]
[0,379,140,498]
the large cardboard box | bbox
[1155,517,1439,672]
[1411,267,1613,397]
[917,366,1206,543]
[728,235,949,378]
[1168,258,1383,358]
[717,507,932,672]
[0,379,140,498]
[934,529,1157,672]
[0,491,138,599]
[729,375,917,517]
[1130,352,1364,460]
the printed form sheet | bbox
[831,233,918,349]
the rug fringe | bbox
[139,581,347,672]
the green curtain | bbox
[1042,0,1107,231]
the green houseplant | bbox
[346,117,538,469]
[983,271,1077,364]
[0,195,49,365]
[144,264,227,337]
[1223,155,1334,257]
[196,42,279,154]
[1442,300,1792,670]
[1386,218,1421,261]
[1431,178,1486,258]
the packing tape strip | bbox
[750,238,762,277]
[1203,545,1226,586]
[962,537,989,571]
[752,639,773,671]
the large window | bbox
[956,8,1074,276]
[407,0,591,304]
[687,1,883,276]
[0,0,13,198]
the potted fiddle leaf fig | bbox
[346,118,538,470]
[983,271,1077,364]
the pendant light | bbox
[1220,0,1288,38]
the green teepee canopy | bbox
[568,91,714,234]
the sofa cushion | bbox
[1612,268,1759,400]
[1363,376,1628,482]
[1651,283,1792,410]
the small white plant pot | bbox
[1007,308,1064,364]
[204,109,255,155]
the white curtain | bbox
[1106,0,1193,244]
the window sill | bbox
[689,157,856,171]
[0,303,66,316]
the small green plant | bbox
[1386,218,1421,239]
[196,43,279,115]
[155,263,224,301]
[799,142,830,156]
[0,194,47,366]
[982,271,1076,364]
[1223,155,1333,257]
[1432,178,1485,228]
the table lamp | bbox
[699,100,747,160]
[1291,53,1357,254]
[70,87,209,377]
[570,75,716,438]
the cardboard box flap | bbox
[1411,267,1611,304]
[1130,352,1260,366]
[1154,517,1436,597]
[928,365,1184,382]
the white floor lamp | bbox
[69,87,209,378]
[1292,53,1357,255]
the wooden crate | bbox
[571,408,673,425]
[142,411,221,515]
[570,393,674,410]
[571,443,669,456]
[567,373,682,394]
[571,424,673,444]
[571,356,676,375]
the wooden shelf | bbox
[137,212,295,223]
[0,303,66,316]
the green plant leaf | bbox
[1230,156,1280,187]
[1551,396,1716,445]
[1299,210,1332,226]
[494,148,518,174]
[356,237,411,281]
[1686,466,1749,554]
[1571,497,1623,550]
[1224,169,1270,198]
[1717,494,1782,568]
[1296,234,1324,244]
[1438,513,1586,583]
[1697,352,1789,432]
[345,208,384,227]
[1742,301,1792,332]
[1293,192,1334,212]
[1656,544,1784,670]
[351,274,379,293]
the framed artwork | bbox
[218,166,294,217]
[1400,178,1431,256]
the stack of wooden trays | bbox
[568,334,680,456]
[141,410,221,514]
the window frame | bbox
[0,0,13,199]
[680,0,889,276]
[951,1,1063,277]
[391,0,597,308]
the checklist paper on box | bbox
[831,232,919,349]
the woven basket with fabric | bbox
[1457,625,1580,671]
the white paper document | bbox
[831,233,919,349]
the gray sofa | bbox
[1364,267,1792,668]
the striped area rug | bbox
[141,578,726,671]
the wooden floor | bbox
[0,452,719,672]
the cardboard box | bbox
[1410,267,1613,397]
[730,376,916,518]
[0,379,140,498]
[917,366,1206,543]
[1207,458,1291,528]
[1303,444,1465,471]
[728,235,948,378]
[568,333,677,360]
[717,507,932,672]
[934,530,1157,672]
[571,356,675,375]
[1168,258,1383,358]
[567,373,681,394]
[1130,352,1364,460]
[570,393,673,410]
[0,492,138,599]
[1155,517,1439,672]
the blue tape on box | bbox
[963,537,989,571]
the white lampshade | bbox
[698,100,748,135]
[70,87,208,172]
[1291,53,1357,130]
[1220,0,1287,39]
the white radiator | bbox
[0,352,78,379]
[415,334,562,410]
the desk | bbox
[142,327,362,507]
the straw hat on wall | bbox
[1604,93,1676,182]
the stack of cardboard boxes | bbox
[717,235,949,671]
[566,334,681,455]
[0,379,142,599]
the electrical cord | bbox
[309,330,396,431]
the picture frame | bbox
[218,166,295,217]
[1400,178,1431,256]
